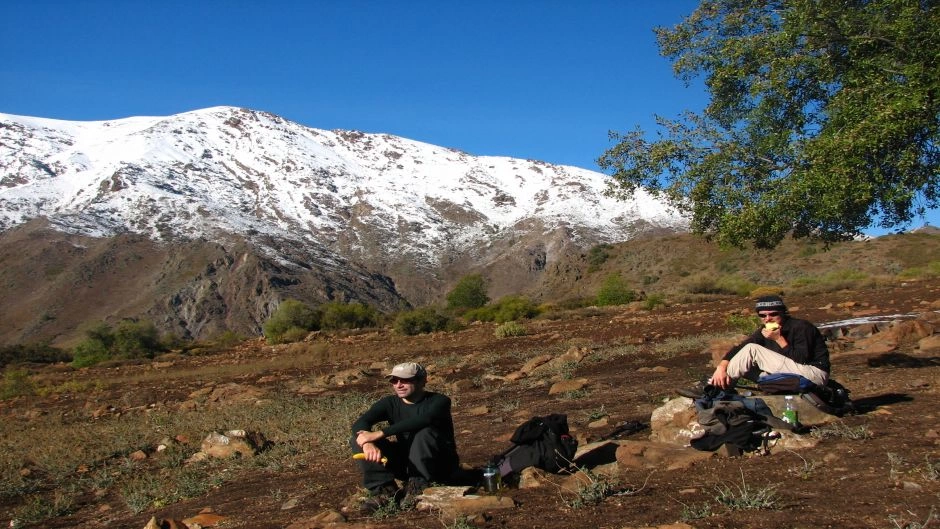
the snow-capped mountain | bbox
[0,106,687,343]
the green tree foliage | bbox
[320,301,378,330]
[599,0,940,248]
[393,307,453,335]
[0,343,69,369]
[71,320,166,368]
[445,274,490,310]
[464,295,540,323]
[112,320,161,359]
[595,274,638,306]
[263,299,322,344]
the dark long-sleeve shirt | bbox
[352,391,456,445]
[723,316,830,373]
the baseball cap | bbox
[386,362,427,380]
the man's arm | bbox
[352,397,392,462]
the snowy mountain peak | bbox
[1,106,687,312]
[1,106,685,247]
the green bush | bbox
[112,320,162,359]
[71,336,111,368]
[394,307,452,335]
[898,260,940,279]
[320,301,378,330]
[263,299,322,344]
[726,313,759,334]
[0,343,69,369]
[70,320,166,368]
[494,321,527,338]
[642,294,667,311]
[0,368,35,399]
[464,295,540,323]
[587,243,614,272]
[446,274,489,310]
[595,274,636,306]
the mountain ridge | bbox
[0,106,687,344]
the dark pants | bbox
[350,427,459,491]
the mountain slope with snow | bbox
[0,106,687,343]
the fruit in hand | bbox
[764,322,780,331]
[352,453,388,464]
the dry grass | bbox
[0,389,374,526]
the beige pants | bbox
[727,343,829,385]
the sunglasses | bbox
[758,311,782,319]
[389,377,416,385]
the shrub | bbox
[0,368,35,399]
[595,274,636,306]
[319,301,378,330]
[464,295,540,323]
[748,286,785,299]
[898,260,940,280]
[394,307,451,336]
[587,243,613,272]
[71,336,111,368]
[642,294,666,311]
[686,274,756,296]
[494,321,527,338]
[70,320,166,368]
[112,320,162,359]
[726,313,759,334]
[0,343,69,369]
[263,299,322,344]
[445,274,489,310]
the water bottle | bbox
[783,395,799,426]
[482,461,500,493]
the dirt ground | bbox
[5,280,940,529]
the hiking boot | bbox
[358,483,399,515]
[400,477,428,509]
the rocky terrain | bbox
[1,278,938,529]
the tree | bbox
[595,274,637,306]
[263,299,322,344]
[445,274,490,310]
[599,0,940,248]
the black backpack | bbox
[494,413,579,477]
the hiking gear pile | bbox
[492,413,579,477]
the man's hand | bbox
[359,441,385,463]
[355,429,384,448]
[709,361,732,389]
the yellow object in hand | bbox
[764,322,780,331]
[352,453,388,464]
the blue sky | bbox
[1,0,936,233]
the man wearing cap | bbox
[709,295,830,389]
[351,362,459,513]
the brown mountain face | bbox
[0,219,406,347]
[3,213,938,349]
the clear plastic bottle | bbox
[783,395,799,425]
[482,460,501,493]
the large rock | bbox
[648,398,700,446]
[615,440,713,470]
[415,486,516,523]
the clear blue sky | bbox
[1,0,936,233]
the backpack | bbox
[755,374,854,416]
[494,413,578,477]
[756,373,818,394]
